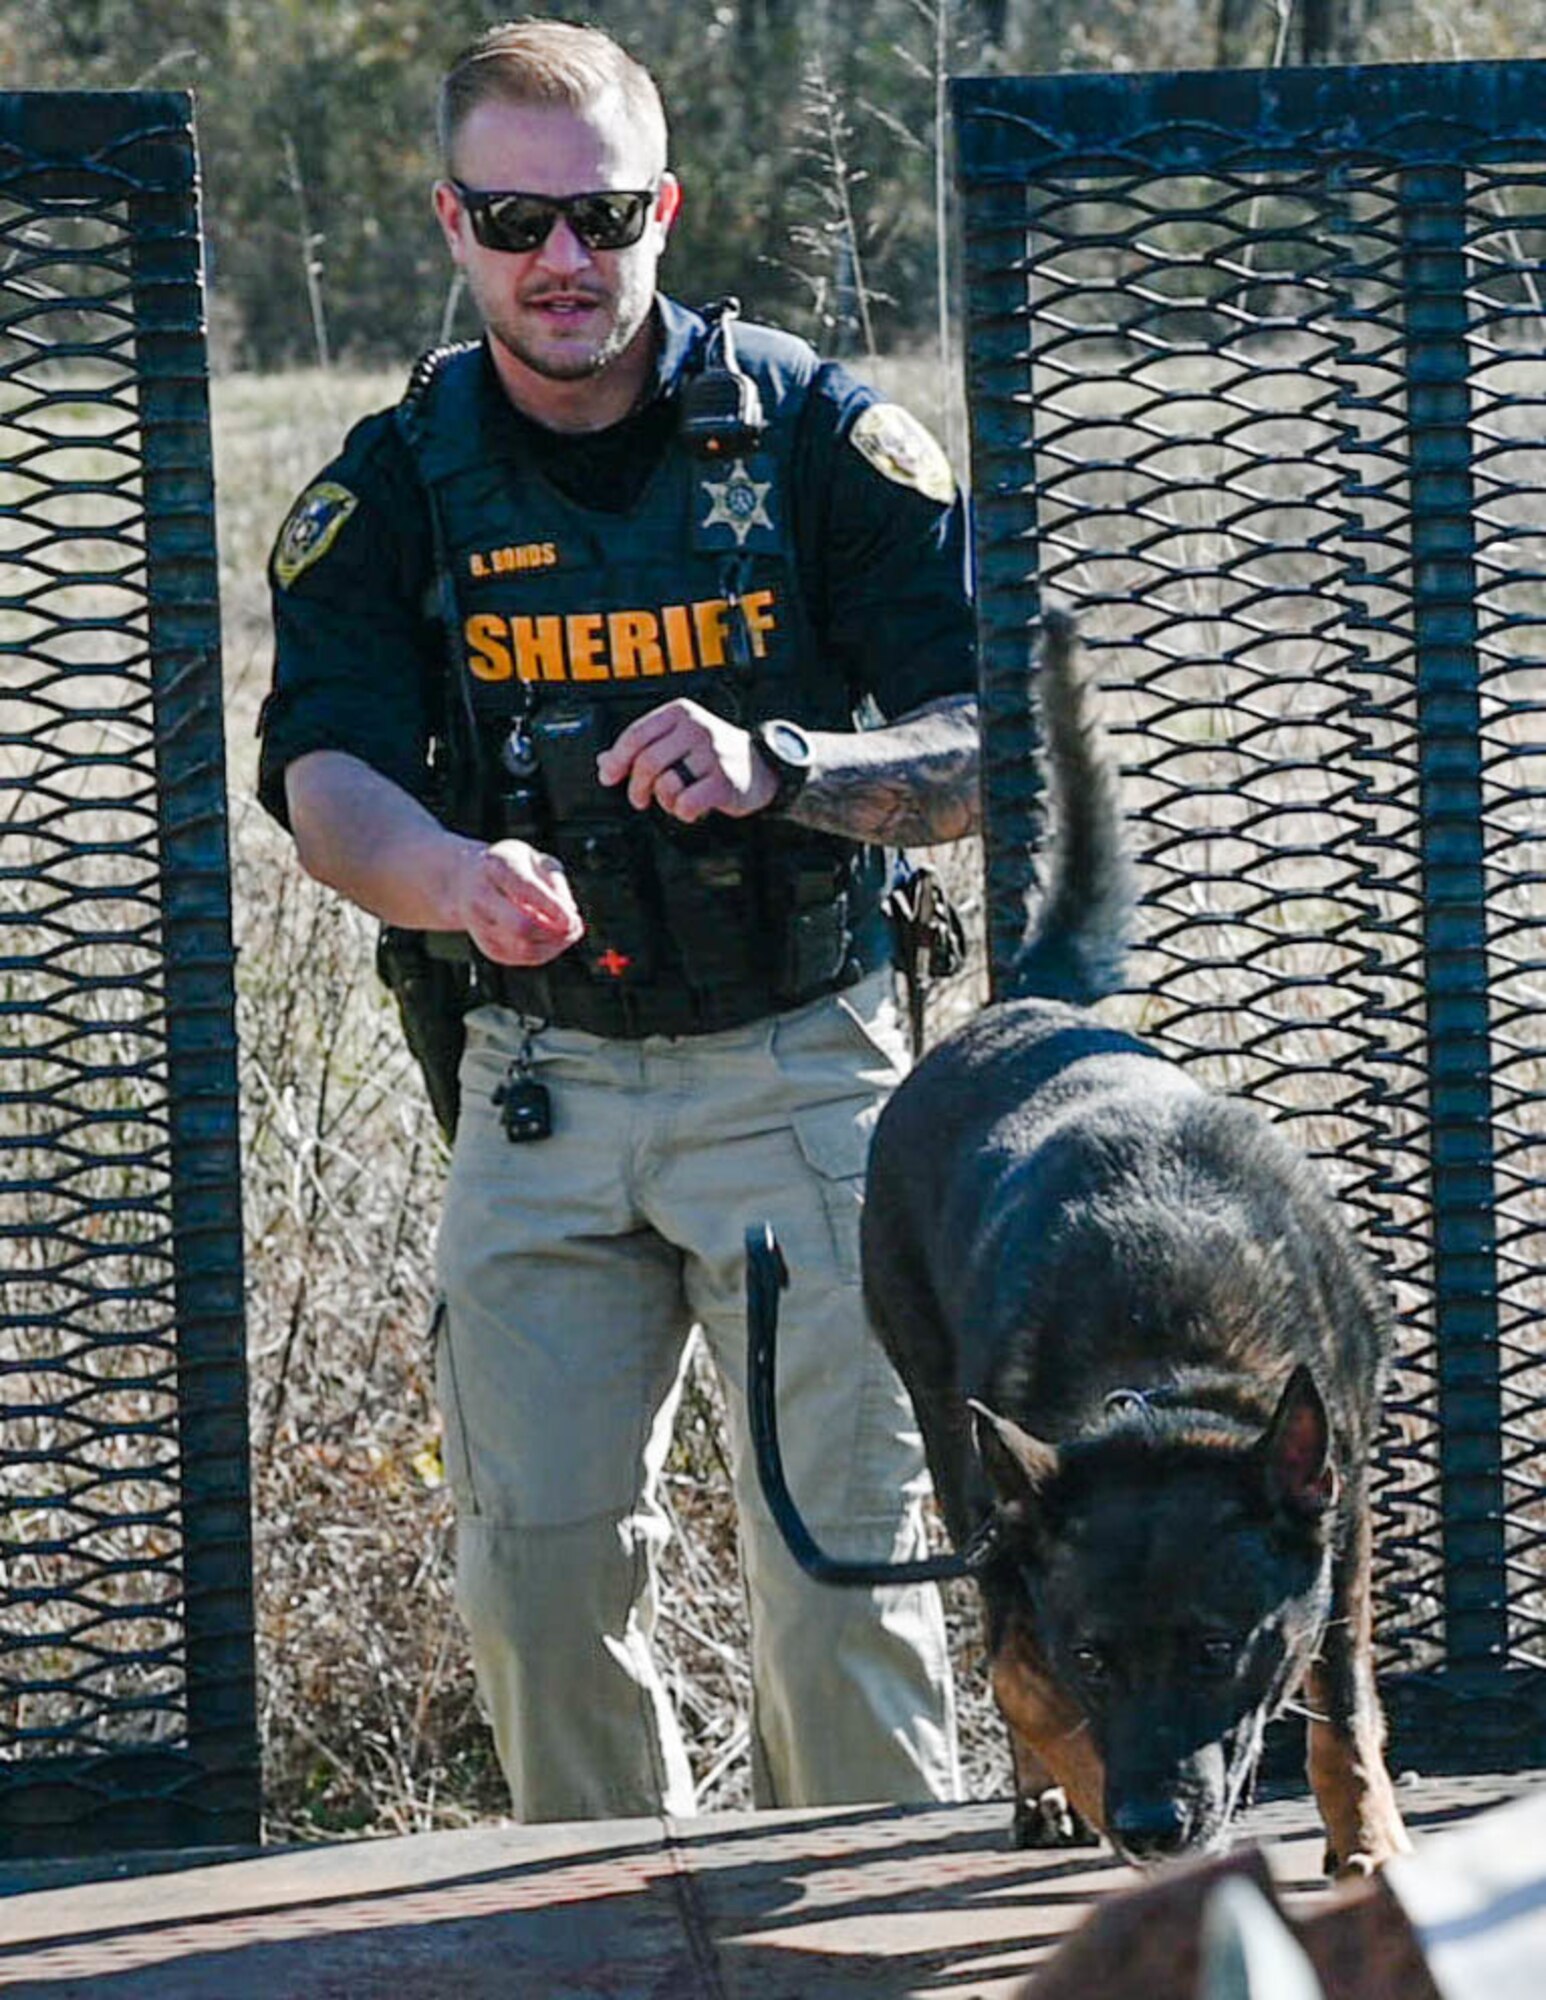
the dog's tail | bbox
[1002,608,1135,1005]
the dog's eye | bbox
[1070,1643,1108,1683]
[1194,1635,1238,1678]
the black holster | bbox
[376,925,473,1141]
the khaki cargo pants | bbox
[434,970,961,1823]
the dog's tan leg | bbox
[1306,1674,1410,1878]
[1306,1512,1411,1876]
[991,1623,1106,1846]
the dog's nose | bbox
[1109,1796,1191,1861]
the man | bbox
[258,16,980,1824]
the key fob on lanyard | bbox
[493,1035,552,1143]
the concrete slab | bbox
[0,1775,1535,1998]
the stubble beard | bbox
[485,272,653,385]
[490,317,624,381]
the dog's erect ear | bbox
[969,1399,1060,1507]
[1258,1364,1337,1517]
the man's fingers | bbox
[663,760,723,824]
[598,701,724,809]
[633,735,704,809]
[483,845,583,936]
[638,733,725,811]
[591,698,758,820]
[597,708,677,788]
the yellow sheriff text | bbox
[464,591,778,683]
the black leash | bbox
[744,1222,1000,1587]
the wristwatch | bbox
[752,717,814,814]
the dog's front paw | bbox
[1327,1845,1403,1881]
[1323,1821,1412,1879]
[1011,1786,1101,1849]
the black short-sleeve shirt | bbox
[257,300,976,829]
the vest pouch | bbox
[771,848,852,1001]
[494,778,544,847]
[553,820,658,985]
[650,825,762,992]
[531,704,610,823]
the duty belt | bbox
[477,949,878,1039]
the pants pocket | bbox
[786,1097,869,1285]
[771,977,906,1286]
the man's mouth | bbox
[527,294,604,322]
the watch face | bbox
[756,718,812,813]
[764,719,812,768]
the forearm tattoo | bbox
[786,694,981,846]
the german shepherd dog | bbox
[861,613,1411,1875]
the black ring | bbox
[670,756,697,785]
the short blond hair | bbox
[437,18,669,178]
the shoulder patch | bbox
[848,403,955,504]
[273,481,359,589]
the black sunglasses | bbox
[451,182,657,254]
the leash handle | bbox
[744,1221,978,1587]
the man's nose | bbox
[534,217,594,276]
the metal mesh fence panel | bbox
[0,93,256,1856]
[954,58,1546,1773]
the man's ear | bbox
[654,171,682,235]
[432,180,466,261]
[1258,1364,1337,1517]
[969,1399,1060,1508]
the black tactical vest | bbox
[397,313,888,1038]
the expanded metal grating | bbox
[0,94,256,1856]
[954,58,1546,1774]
